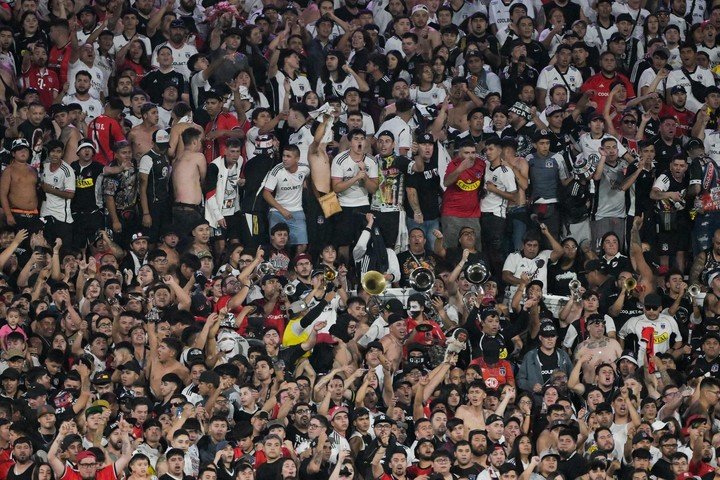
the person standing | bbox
[103,141,140,247]
[263,145,310,254]
[330,129,379,263]
[71,139,106,250]
[202,90,243,164]
[40,140,76,245]
[86,98,127,166]
[440,139,485,250]
[138,129,172,245]
[481,137,518,276]
[0,139,42,233]
[406,133,444,242]
[172,127,207,241]
[527,129,569,244]
[204,138,243,256]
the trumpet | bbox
[323,266,337,282]
[361,270,387,296]
[465,262,490,285]
[624,277,637,292]
[463,286,485,311]
[688,284,701,298]
[409,267,435,292]
[283,283,296,296]
[569,279,582,302]
[257,262,276,275]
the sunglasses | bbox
[644,306,661,311]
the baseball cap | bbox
[130,231,149,243]
[153,129,170,144]
[540,449,560,460]
[36,404,56,417]
[382,298,405,315]
[76,139,96,154]
[545,104,565,117]
[643,293,662,308]
[538,321,557,337]
[417,132,435,144]
[632,431,652,443]
[10,139,30,152]
[328,406,349,420]
[670,85,686,94]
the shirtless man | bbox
[574,315,622,380]
[128,103,159,160]
[379,314,407,372]
[444,79,484,131]
[0,139,42,232]
[146,335,189,399]
[52,104,82,164]
[171,127,206,239]
[308,112,332,195]
[167,102,203,159]
[501,138,529,251]
[455,381,488,433]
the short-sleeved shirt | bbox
[481,163,517,218]
[503,250,554,298]
[40,161,76,223]
[441,157,486,217]
[263,164,310,212]
[618,313,682,354]
[204,112,241,163]
[330,150,379,207]
[371,154,412,212]
[376,116,412,155]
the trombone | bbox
[361,270,387,317]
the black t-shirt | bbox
[625,163,656,216]
[71,161,104,213]
[451,463,483,480]
[537,350,560,383]
[257,460,284,480]
[651,135,683,173]
[404,150,442,220]
[140,70,187,104]
[558,452,588,480]
[300,457,330,480]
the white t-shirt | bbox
[330,150,379,207]
[263,164,310,212]
[376,116,412,155]
[316,75,359,102]
[666,67,714,113]
[578,133,628,160]
[40,161,76,223]
[488,0,535,35]
[340,112,376,137]
[502,250,553,298]
[61,94,103,123]
[584,23,618,53]
[637,67,666,93]
[66,60,107,98]
[151,42,199,81]
[481,163,517,218]
[288,125,313,167]
[536,65,583,105]
[111,33,152,57]
[409,84,447,106]
[618,313,681,354]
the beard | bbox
[470,446,486,456]
[76,86,89,95]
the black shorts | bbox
[656,213,691,254]
[331,205,370,247]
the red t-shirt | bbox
[21,66,60,109]
[204,112,241,163]
[61,464,117,480]
[469,358,516,389]
[580,72,635,114]
[659,104,695,138]
[441,156,486,217]
[87,115,126,165]
[48,42,72,86]
[406,319,446,347]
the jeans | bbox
[406,217,440,244]
[481,214,506,275]
[693,211,720,255]
[506,207,528,252]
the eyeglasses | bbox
[309,423,322,429]
[170,402,183,407]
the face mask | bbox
[409,310,422,318]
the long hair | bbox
[128,38,152,71]
[320,50,349,84]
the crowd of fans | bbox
[1,0,720,478]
